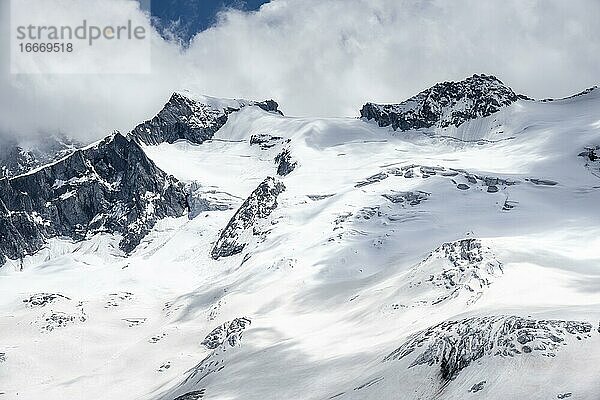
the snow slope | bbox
[1,79,600,400]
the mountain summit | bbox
[129,91,281,146]
[360,74,519,131]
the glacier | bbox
[0,75,599,400]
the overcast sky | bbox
[1,0,599,142]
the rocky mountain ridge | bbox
[129,91,281,146]
[0,132,187,265]
[360,74,519,131]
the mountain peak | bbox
[129,91,281,146]
[361,73,518,131]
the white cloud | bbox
[1,0,599,142]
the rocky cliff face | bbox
[211,177,285,259]
[0,132,188,265]
[361,74,519,131]
[129,92,281,146]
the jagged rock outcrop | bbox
[173,390,205,400]
[361,74,519,131]
[580,146,599,162]
[275,148,297,176]
[201,317,251,350]
[384,316,594,381]
[579,145,600,176]
[166,318,251,399]
[129,92,281,146]
[0,132,188,265]
[409,239,503,304]
[211,177,285,259]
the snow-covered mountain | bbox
[129,91,281,145]
[1,75,599,400]
[360,74,519,131]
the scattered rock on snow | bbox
[469,381,486,393]
[23,293,70,308]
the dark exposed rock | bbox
[579,146,600,176]
[579,146,599,162]
[23,293,70,308]
[211,177,285,259]
[169,319,251,398]
[457,183,470,190]
[384,316,593,381]
[275,148,297,176]
[486,185,499,193]
[105,292,134,308]
[130,92,281,146]
[557,393,573,399]
[0,133,188,266]
[122,318,147,327]
[250,134,289,150]
[158,361,171,372]
[41,311,80,331]
[307,194,335,201]
[201,317,251,350]
[173,389,206,400]
[361,74,519,131]
[469,381,486,393]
